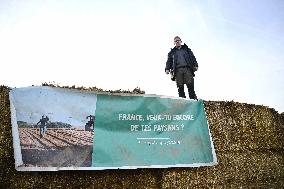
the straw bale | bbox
[204,101,284,151]
[6,169,159,189]
[41,82,145,94]
[161,150,284,188]
[1,85,284,188]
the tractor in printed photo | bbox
[85,115,95,132]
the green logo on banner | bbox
[92,95,214,167]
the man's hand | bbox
[165,70,170,74]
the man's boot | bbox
[186,83,197,100]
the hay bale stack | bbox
[204,101,284,151]
[0,85,283,188]
[161,151,284,188]
[161,101,284,188]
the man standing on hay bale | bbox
[165,36,198,99]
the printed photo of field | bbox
[18,123,94,167]
[11,87,98,168]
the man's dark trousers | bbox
[175,67,197,99]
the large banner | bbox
[9,87,217,171]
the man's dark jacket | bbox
[165,43,198,76]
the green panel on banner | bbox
[92,95,213,167]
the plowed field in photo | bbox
[18,128,94,167]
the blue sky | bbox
[1,0,283,112]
